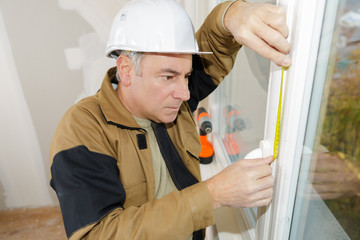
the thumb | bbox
[263,155,274,165]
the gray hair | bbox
[111,50,145,80]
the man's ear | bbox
[116,55,133,87]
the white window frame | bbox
[260,0,327,239]
[204,0,329,239]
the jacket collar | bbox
[98,67,142,129]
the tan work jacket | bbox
[50,1,240,239]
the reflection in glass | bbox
[291,0,360,239]
[210,0,275,236]
[215,46,270,231]
[218,47,270,163]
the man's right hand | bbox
[206,156,274,209]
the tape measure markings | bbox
[273,66,287,160]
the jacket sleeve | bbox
[188,1,241,111]
[50,104,214,240]
[72,182,213,240]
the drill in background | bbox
[223,105,247,163]
[196,107,214,164]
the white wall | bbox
[0,0,216,210]
[0,0,113,209]
[0,8,53,208]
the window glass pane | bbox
[215,42,270,233]
[290,0,360,239]
[217,48,269,162]
[216,0,276,165]
[212,0,275,233]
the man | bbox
[50,0,291,239]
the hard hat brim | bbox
[106,46,212,58]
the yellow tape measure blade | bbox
[273,67,287,160]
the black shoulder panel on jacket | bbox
[50,145,125,238]
[187,54,218,112]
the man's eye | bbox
[163,76,174,80]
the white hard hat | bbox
[105,0,212,57]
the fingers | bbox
[235,156,273,182]
[241,178,274,208]
[253,187,273,207]
[259,26,290,54]
[239,155,273,168]
[239,31,291,67]
[312,183,343,194]
[206,156,274,209]
[241,14,291,66]
[225,1,292,66]
[257,4,291,66]
[312,172,336,184]
[262,4,289,38]
[252,163,273,180]
[255,172,274,191]
[309,184,347,200]
[305,191,343,200]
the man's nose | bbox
[173,79,190,101]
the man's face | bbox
[126,53,192,123]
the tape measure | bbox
[273,66,287,160]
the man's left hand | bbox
[224,1,291,67]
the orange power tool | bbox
[223,105,247,163]
[196,107,214,164]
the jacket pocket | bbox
[184,134,202,179]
